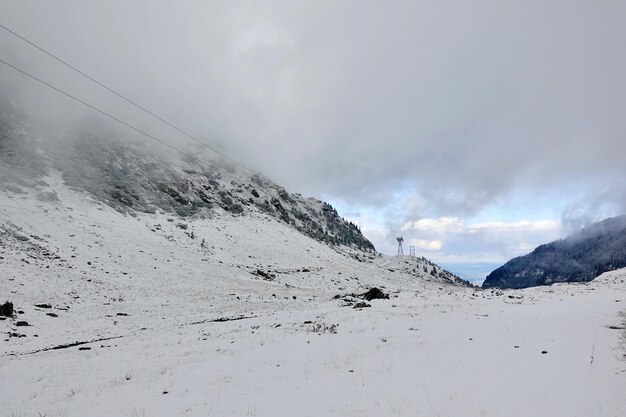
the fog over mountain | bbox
[2,0,626,268]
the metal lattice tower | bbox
[396,236,404,256]
[409,245,415,257]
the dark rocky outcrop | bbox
[0,301,13,317]
[252,269,276,281]
[358,287,389,301]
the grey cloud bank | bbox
[1,1,625,263]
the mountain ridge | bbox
[0,107,376,252]
[0,104,468,289]
[483,215,626,289]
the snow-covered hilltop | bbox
[1,113,375,252]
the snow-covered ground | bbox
[1,179,625,417]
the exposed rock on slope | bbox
[483,215,626,289]
[0,111,373,252]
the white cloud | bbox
[466,220,560,233]
[402,217,559,236]
[385,216,562,264]
[516,242,535,253]
[410,239,443,251]
[401,217,463,233]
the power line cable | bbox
[0,23,261,177]
[0,58,275,200]
[0,58,197,160]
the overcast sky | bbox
[2,1,626,276]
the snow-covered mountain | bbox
[483,215,626,289]
[1,114,375,251]
[0,129,471,351]
[1,102,475,350]
[0,98,470,284]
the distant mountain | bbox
[483,215,626,289]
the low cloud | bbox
[560,183,626,234]
[403,217,463,234]
[402,217,559,234]
[409,239,443,252]
[364,216,561,264]
[1,2,625,266]
[2,2,625,220]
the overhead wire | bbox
[0,57,274,200]
[0,58,197,160]
[0,22,281,201]
[0,23,255,175]
[0,26,371,277]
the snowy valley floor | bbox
[2,277,625,417]
[1,187,626,417]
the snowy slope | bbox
[0,171,452,355]
[1,173,626,417]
